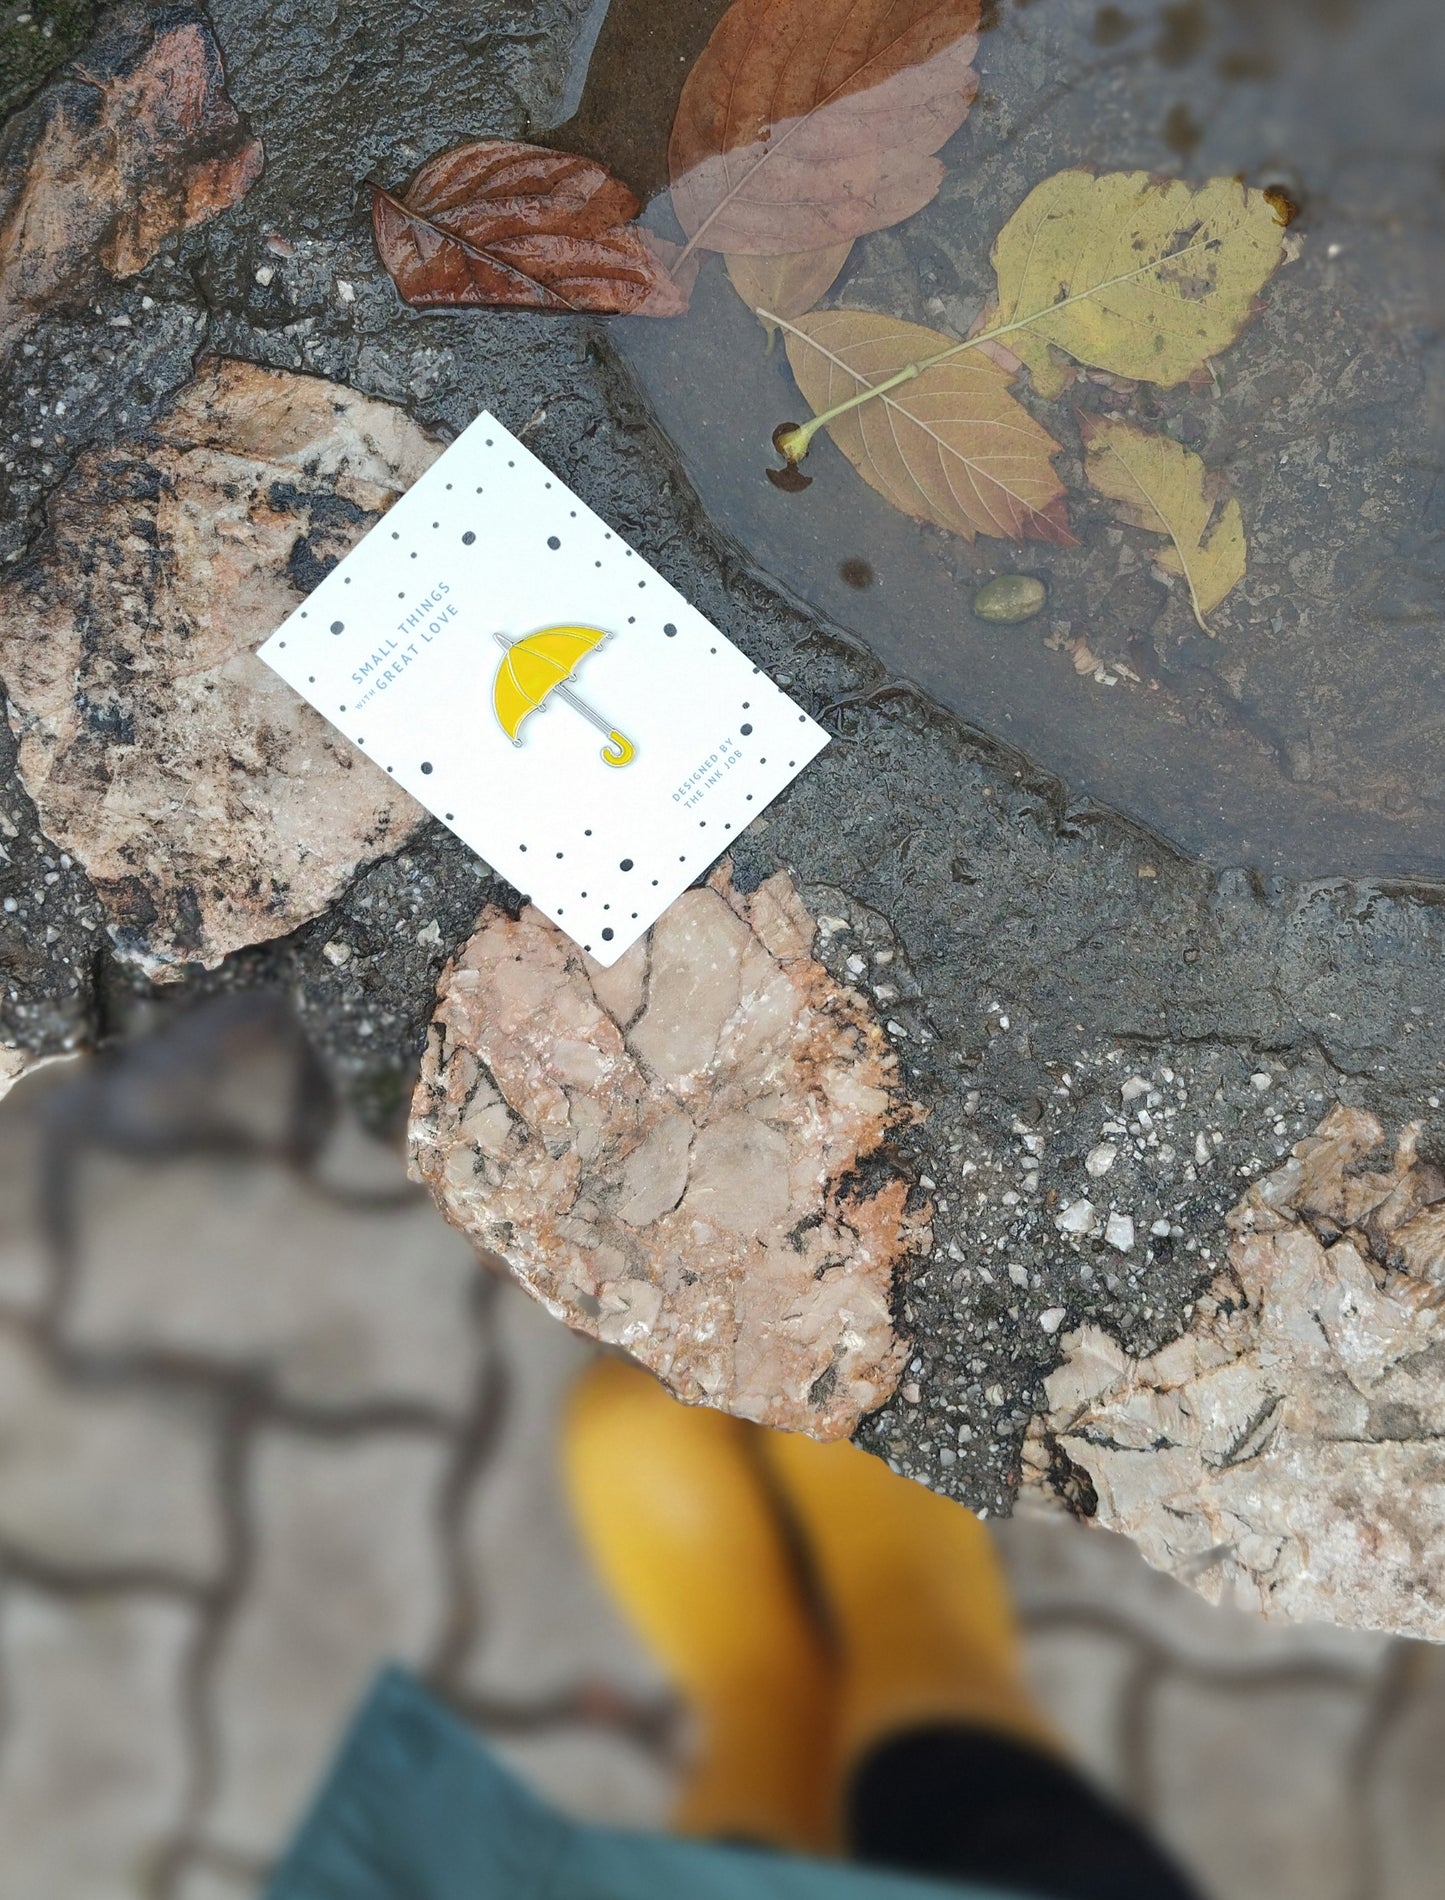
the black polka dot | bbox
[300,611,308,619]
[710,646,717,654]
[343,576,351,584]
[420,762,433,775]
[601,927,614,942]
[619,858,633,872]
[627,616,636,624]
[637,580,646,588]
[445,812,455,821]
[742,701,750,709]
[519,843,528,853]
[547,536,561,550]
[485,437,494,446]
[446,483,453,490]
[410,552,418,559]
[584,944,592,952]
[651,878,658,886]
[462,531,476,545]
[556,851,563,859]
[307,674,314,682]
[392,532,399,539]
[330,620,344,634]
[595,560,601,568]
[798,714,806,722]
[664,622,677,637]
[585,829,593,837]
[741,723,753,736]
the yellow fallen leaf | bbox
[992,170,1287,396]
[780,308,1073,544]
[725,242,853,335]
[1080,414,1245,633]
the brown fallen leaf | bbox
[780,309,1074,544]
[371,140,690,317]
[1080,413,1245,633]
[725,242,853,334]
[0,4,263,360]
[670,0,980,259]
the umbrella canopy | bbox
[492,625,607,741]
[492,625,635,767]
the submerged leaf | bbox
[371,140,689,317]
[781,310,1073,544]
[992,170,1287,396]
[725,243,853,333]
[669,0,980,258]
[1080,414,1245,632]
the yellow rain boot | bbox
[761,1428,1057,1825]
[563,1355,835,1854]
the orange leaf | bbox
[371,140,689,317]
[781,309,1074,544]
[669,0,981,258]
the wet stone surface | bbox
[1,0,1445,1531]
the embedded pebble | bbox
[973,574,1047,624]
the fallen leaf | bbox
[0,4,263,360]
[725,242,853,333]
[1080,414,1245,632]
[371,139,689,317]
[992,170,1288,397]
[780,309,1074,544]
[669,0,980,258]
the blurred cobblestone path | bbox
[0,1029,1441,1900]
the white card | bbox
[258,411,829,965]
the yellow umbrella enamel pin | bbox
[492,626,635,767]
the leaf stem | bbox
[767,235,1214,463]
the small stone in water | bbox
[973,575,1047,624]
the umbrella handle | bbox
[601,730,635,768]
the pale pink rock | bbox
[1024,1104,1445,1639]
[408,865,929,1438]
[0,360,431,976]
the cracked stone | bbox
[1023,1104,1445,1639]
[0,358,429,977]
[0,1587,195,1900]
[409,865,930,1438]
[204,1427,450,1857]
[0,4,263,361]
[0,1326,221,1580]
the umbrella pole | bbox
[552,682,636,767]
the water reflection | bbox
[555,0,1445,877]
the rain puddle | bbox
[550,0,1445,879]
